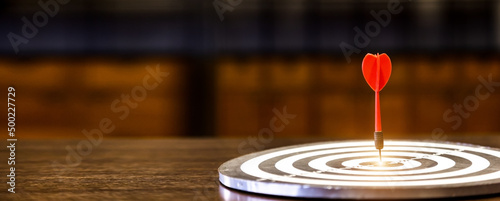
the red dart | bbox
[362,53,392,162]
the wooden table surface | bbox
[2,136,500,201]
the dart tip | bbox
[378,149,382,162]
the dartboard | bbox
[218,140,500,199]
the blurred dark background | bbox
[1,0,500,139]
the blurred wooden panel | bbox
[3,54,500,139]
[319,93,362,138]
[0,59,84,139]
[83,96,184,137]
[270,57,311,92]
[0,58,68,89]
[463,56,500,86]
[463,95,500,132]
[380,93,409,137]
[319,92,409,139]
[216,57,261,137]
[215,54,500,138]
[216,94,260,137]
[81,59,185,137]
[83,58,184,93]
[389,55,409,87]
[216,57,261,92]
[216,56,313,137]
[84,61,150,87]
[0,58,185,138]
[318,56,358,87]
[414,92,451,133]
[271,94,309,137]
[414,56,456,88]
[269,58,312,137]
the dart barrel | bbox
[374,131,384,149]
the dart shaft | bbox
[375,91,381,131]
[374,64,383,160]
[374,56,383,160]
[374,90,383,156]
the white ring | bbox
[276,148,453,176]
[277,149,481,181]
[307,149,454,175]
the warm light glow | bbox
[240,141,500,187]
[279,150,478,180]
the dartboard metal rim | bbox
[218,140,500,199]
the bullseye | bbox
[341,157,422,170]
[218,140,500,199]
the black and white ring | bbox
[218,140,500,199]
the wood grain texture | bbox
[2,137,500,201]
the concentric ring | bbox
[219,140,500,199]
[340,157,422,170]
